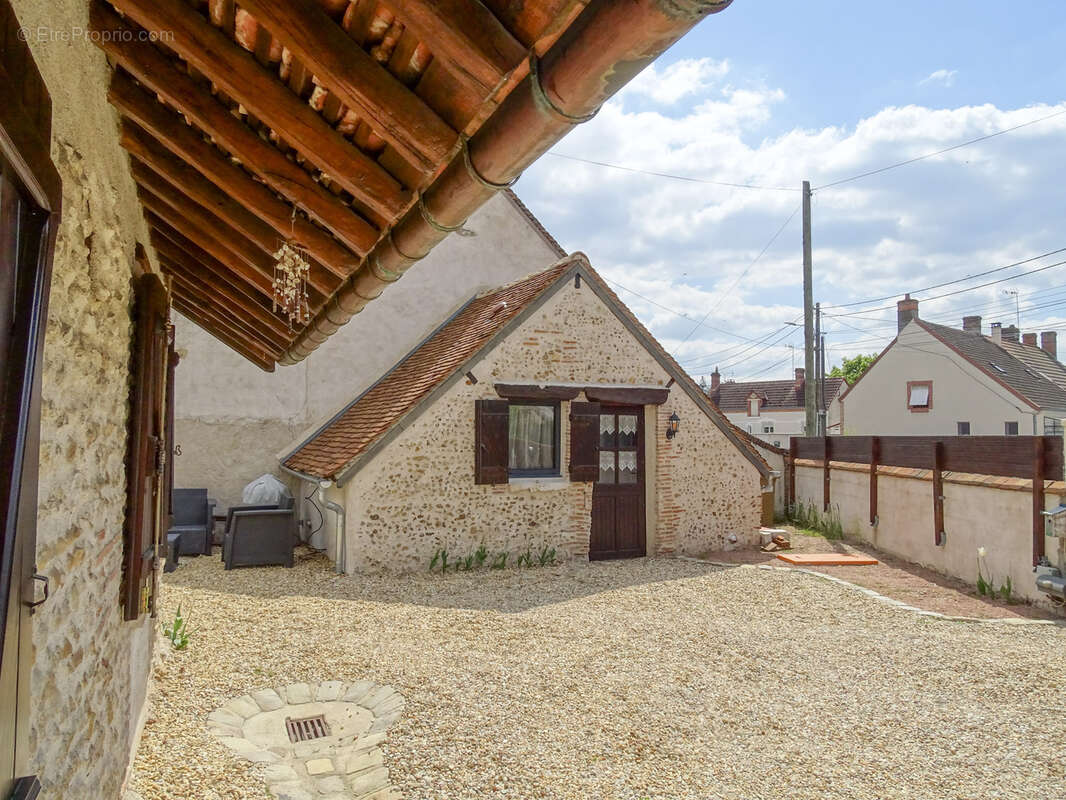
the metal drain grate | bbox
[285,714,331,743]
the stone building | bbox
[0,0,737,795]
[173,191,566,508]
[283,255,772,572]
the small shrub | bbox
[474,543,488,568]
[537,545,556,566]
[462,554,475,571]
[163,604,190,650]
[491,552,508,570]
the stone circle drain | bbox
[207,680,403,800]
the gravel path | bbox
[131,550,1066,800]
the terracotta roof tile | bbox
[712,377,845,412]
[284,258,575,478]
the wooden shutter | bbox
[569,401,601,481]
[163,338,178,523]
[474,399,509,485]
[123,273,169,620]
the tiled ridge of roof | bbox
[918,320,1066,411]
[503,189,567,259]
[284,258,575,478]
[712,376,844,412]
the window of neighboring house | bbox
[1045,417,1064,436]
[957,421,970,435]
[748,398,760,417]
[507,402,560,477]
[773,440,782,448]
[1004,421,1019,436]
[906,380,932,412]
[762,423,774,434]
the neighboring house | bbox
[840,294,1066,436]
[282,255,772,572]
[707,368,845,447]
[173,190,566,507]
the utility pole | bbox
[802,180,815,436]
[815,302,826,436]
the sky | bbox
[512,0,1066,384]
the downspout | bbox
[280,464,346,573]
[317,482,346,575]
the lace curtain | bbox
[509,405,555,470]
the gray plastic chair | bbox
[223,509,295,570]
[168,488,214,556]
[219,504,278,559]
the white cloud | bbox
[515,79,1066,381]
[621,57,731,105]
[919,69,957,87]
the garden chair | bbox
[168,488,215,556]
[223,508,295,570]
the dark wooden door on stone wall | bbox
[590,406,646,560]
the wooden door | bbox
[590,406,646,560]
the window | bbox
[1045,418,1064,436]
[748,397,760,417]
[762,423,774,434]
[957,422,970,435]
[507,403,559,477]
[773,440,782,448]
[906,380,932,412]
[1004,421,1019,436]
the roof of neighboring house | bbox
[711,377,845,412]
[283,254,771,482]
[917,320,1066,411]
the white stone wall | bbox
[12,0,157,796]
[174,192,563,508]
[341,277,764,572]
[793,461,1065,604]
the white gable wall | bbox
[841,320,1039,436]
[173,192,562,506]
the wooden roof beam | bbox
[93,0,408,219]
[152,239,294,340]
[119,119,358,279]
[237,0,458,171]
[129,157,337,296]
[169,284,282,354]
[165,266,292,352]
[375,0,525,95]
[101,56,378,259]
[171,298,277,372]
[139,200,281,303]
[135,182,330,307]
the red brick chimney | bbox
[710,367,720,392]
[1041,331,1058,360]
[1002,324,1020,343]
[1022,332,1037,347]
[962,315,982,334]
[793,367,805,392]
[897,294,918,332]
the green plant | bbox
[429,548,442,570]
[999,575,1013,601]
[976,547,1013,601]
[786,501,843,540]
[474,543,488,568]
[462,554,475,571]
[438,549,449,573]
[491,552,508,570]
[537,545,556,566]
[163,603,190,650]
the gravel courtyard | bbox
[131,551,1066,800]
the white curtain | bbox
[509,405,555,470]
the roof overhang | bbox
[89,0,733,370]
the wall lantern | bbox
[666,412,681,440]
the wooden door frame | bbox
[590,404,647,560]
[0,2,63,794]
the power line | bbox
[545,152,798,192]
[677,204,802,347]
[830,258,1066,318]
[821,246,1066,310]
[813,107,1066,191]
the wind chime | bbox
[271,241,310,328]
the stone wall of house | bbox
[341,274,764,572]
[13,1,157,796]
[174,192,563,508]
